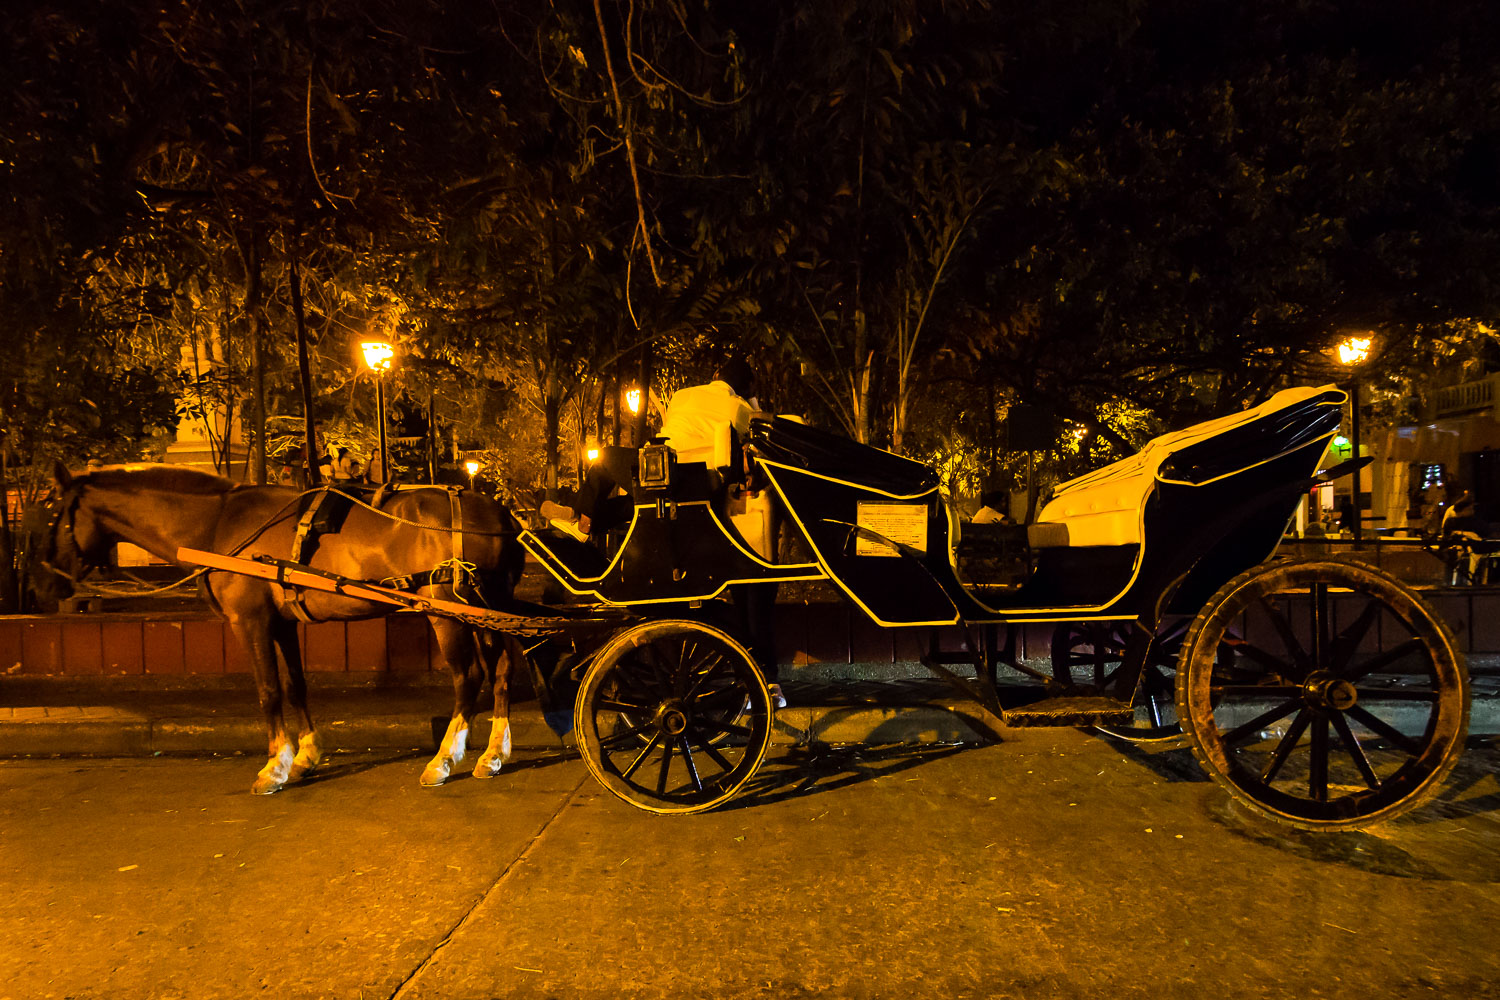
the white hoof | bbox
[472,751,506,780]
[252,744,295,794]
[420,758,454,787]
[288,734,323,782]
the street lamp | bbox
[464,459,480,489]
[625,387,642,415]
[361,340,395,484]
[1336,335,1373,547]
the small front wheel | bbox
[575,620,773,814]
[1177,558,1468,830]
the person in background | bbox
[331,447,359,482]
[366,448,388,485]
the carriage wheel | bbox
[575,620,773,815]
[1176,558,1468,830]
[1049,620,1190,742]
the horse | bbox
[30,463,530,794]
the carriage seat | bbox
[1032,385,1331,547]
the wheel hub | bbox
[654,701,689,737]
[1304,672,1358,712]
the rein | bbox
[39,478,525,601]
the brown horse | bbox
[31,463,529,794]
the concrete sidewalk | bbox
[3,669,1499,757]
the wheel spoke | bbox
[678,736,704,793]
[621,729,664,780]
[1330,712,1381,790]
[1330,601,1381,676]
[1310,583,1331,671]
[686,725,736,774]
[1346,705,1424,756]
[694,716,753,738]
[598,721,652,749]
[656,738,675,795]
[1340,639,1427,681]
[1223,637,1301,680]
[598,699,653,715]
[1261,708,1312,783]
[1220,698,1303,747]
[1255,595,1312,677]
[1358,688,1439,703]
[1309,715,1329,802]
[1209,684,1301,698]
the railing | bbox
[1435,374,1499,418]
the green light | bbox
[1333,435,1349,448]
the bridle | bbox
[33,485,95,590]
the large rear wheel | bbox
[1177,558,1468,830]
[575,620,772,814]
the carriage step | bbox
[1001,696,1134,728]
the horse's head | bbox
[27,462,114,602]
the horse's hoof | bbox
[472,753,504,779]
[250,777,284,795]
[287,760,318,783]
[419,762,452,787]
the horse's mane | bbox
[79,464,239,495]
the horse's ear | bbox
[53,461,72,488]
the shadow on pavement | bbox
[721,741,974,812]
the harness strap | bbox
[282,487,332,622]
[450,488,464,564]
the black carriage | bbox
[183,384,1469,829]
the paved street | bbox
[3,731,1499,1000]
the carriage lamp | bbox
[586,446,600,463]
[1335,334,1373,547]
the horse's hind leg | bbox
[473,632,523,779]
[421,618,481,787]
[273,617,322,782]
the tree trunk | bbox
[289,239,320,488]
[634,340,654,446]
[247,226,267,484]
[543,392,561,493]
[426,391,437,483]
[0,448,18,613]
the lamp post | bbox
[361,341,395,483]
[464,460,480,489]
[1337,335,1373,548]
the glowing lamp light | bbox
[1337,336,1372,367]
[464,460,480,477]
[1333,435,1349,449]
[361,341,395,373]
[586,447,600,463]
[626,388,642,415]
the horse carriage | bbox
[34,384,1469,831]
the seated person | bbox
[542,357,756,542]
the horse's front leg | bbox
[228,615,296,795]
[421,619,480,787]
[272,616,322,782]
[473,632,522,779]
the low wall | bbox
[3,589,1496,678]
